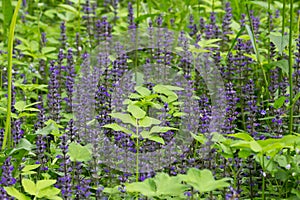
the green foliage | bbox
[5,179,61,200]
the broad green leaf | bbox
[135,86,151,97]
[36,121,59,136]
[139,116,161,127]
[109,113,136,126]
[179,168,230,193]
[4,187,30,200]
[41,47,57,54]
[9,138,34,154]
[129,93,142,99]
[155,173,188,196]
[22,164,41,172]
[103,123,135,136]
[148,136,165,144]
[270,33,289,55]
[36,180,56,190]
[127,104,146,119]
[190,132,206,144]
[274,96,286,109]
[36,186,60,198]
[268,60,289,75]
[126,179,157,197]
[162,85,184,91]
[249,141,262,152]
[58,4,79,14]
[14,101,26,112]
[246,1,275,10]
[68,142,92,162]
[211,132,227,142]
[22,179,36,196]
[227,132,254,141]
[150,126,177,134]
[153,85,177,97]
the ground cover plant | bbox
[0,0,300,199]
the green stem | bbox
[2,0,22,151]
[267,0,271,65]
[136,119,139,183]
[282,0,286,36]
[288,0,294,134]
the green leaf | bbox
[246,1,275,10]
[135,86,151,97]
[41,47,57,54]
[68,142,92,162]
[227,132,254,141]
[103,123,135,136]
[4,187,30,200]
[14,101,26,112]
[179,168,230,193]
[148,136,165,144]
[9,138,34,154]
[3,0,13,32]
[22,179,36,196]
[162,85,184,91]
[155,173,188,196]
[126,179,157,197]
[37,187,61,198]
[58,4,79,14]
[139,116,161,127]
[127,104,146,119]
[109,113,136,126]
[274,96,286,109]
[36,180,56,190]
[153,85,178,98]
[150,126,178,134]
[270,33,289,55]
[35,120,60,136]
[190,132,206,144]
[249,141,262,152]
[22,164,41,172]
[245,25,260,63]
[269,60,289,75]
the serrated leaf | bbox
[68,142,92,162]
[4,187,30,200]
[127,104,146,119]
[22,179,36,196]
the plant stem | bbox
[136,119,139,183]
[288,0,294,134]
[2,0,22,151]
[282,0,286,36]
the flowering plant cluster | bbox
[0,0,300,199]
